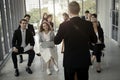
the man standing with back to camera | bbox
[54,1,97,80]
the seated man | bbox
[18,14,35,63]
[12,19,35,77]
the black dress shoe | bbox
[26,67,33,74]
[15,69,19,77]
[36,53,41,56]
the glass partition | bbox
[25,0,96,30]
[111,0,119,41]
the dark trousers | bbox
[19,55,23,60]
[90,44,103,62]
[12,49,35,69]
[64,66,89,80]
[95,51,102,62]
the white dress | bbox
[39,31,58,63]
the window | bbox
[111,0,119,41]
[0,11,5,58]
[0,11,4,61]
[54,0,68,29]
[25,0,96,30]
[25,0,40,29]
[83,0,96,14]
[69,0,96,16]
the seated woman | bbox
[38,21,59,75]
[90,13,105,73]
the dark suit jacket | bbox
[54,17,97,68]
[49,22,53,28]
[18,24,35,36]
[81,16,86,20]
[12,28,35,48]
[89,22,105,52]
[97,22,104,43]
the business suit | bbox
[18,23,35,62]
[18,24,35,36]
[96,22,104,44]
[54,17,97,80]
[12,28,35,69]
[81,16,86,20]
[27,24,35,36]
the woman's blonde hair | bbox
[39,21,51,32]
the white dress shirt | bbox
[21,29,26,48]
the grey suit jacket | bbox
[39,31,55,48]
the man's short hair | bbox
[24,14,31,18]
[47,14,52,19]
[20,19,27,23]
[68,1,80,14]
[91,13,97,18]
[63,12,69,18]
[85,10,89,13]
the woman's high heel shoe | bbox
[96,68,101,73]
[96,69,101,73]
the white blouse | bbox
[96,32,101,44]
[43,31,51,41]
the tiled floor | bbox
[0,33,120,80]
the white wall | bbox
[97,0,112,39]
[97,0,120,46]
